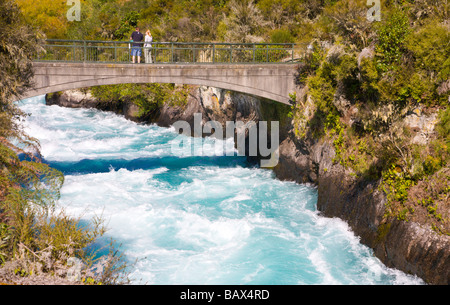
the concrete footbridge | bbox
[24,40,305,105]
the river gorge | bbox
[17,95,426,285]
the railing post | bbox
[171,43,174,63]
[212,44,215,63]
[292,43,294,62]
[253,44,256,63]
[114,41,117,62]
[230,45,232,63]
[83,41,87,62]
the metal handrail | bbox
[36,40,305,64]
[45,39,296,46]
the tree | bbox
[15,0,70,39]
[0,0,44,135]
[0,0,64,252]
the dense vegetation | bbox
[288,0,449,234]
[0,0,128,284]
[2,0,449,283]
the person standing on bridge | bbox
[130,27,144,64]
[144,30,153,64]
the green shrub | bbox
[423,155,442,176]
[270,28,294,44]
[295,44,323,86]
[381,164,416,220]
[436,107,450,146]
[375,9,410,72]
[406,21,450,82]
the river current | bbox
[18,96,424,285]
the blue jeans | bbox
[131,47,142,57]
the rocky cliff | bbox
[273,135,449,285]
[45,87,449,285]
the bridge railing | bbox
[36,40,306,64]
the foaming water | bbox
[18,96,424,285]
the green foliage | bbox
[381,164,416,220]
[47,0,328,43]
[436,107,450,147]
[16,0,69,39]
[375,9,411,72]
[287,92,297,119]
[0,1,44,104]
[308,62,336,114]
[0,0,63,217]
[377,67,432,107]
[270,29,294,44]
[333,54,360,101]
[288,92,297,104]
[417,195,446,233]
[130,83,173,117]
[222,0,266,43]
[423,155,442,176]
[114,11,141,40]
[90,83,191,119]
[295,43,323,86]
[407,22,450,82]
[0,1,129,283]
[358,58,380,102]
[34,208,106,262]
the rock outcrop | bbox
[272,127,449,285]
[46,90,141,122]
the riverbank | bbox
[45,86,449,285]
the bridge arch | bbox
[23,62,298,105]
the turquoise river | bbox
[19,96,424,285]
